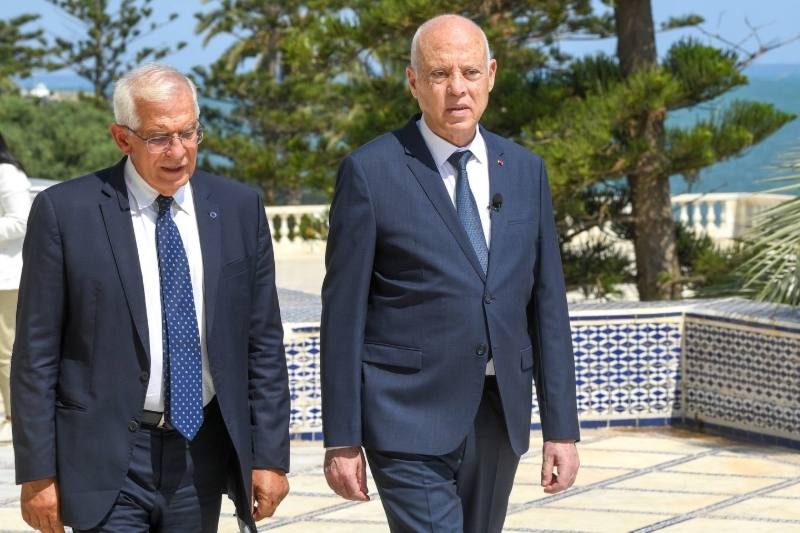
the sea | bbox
[20,63,800,195]
[667,63,800,195]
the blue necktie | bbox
[448,150,489,273]
[156,195,204,440]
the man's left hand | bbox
[251,468,289,521]
[541,439,579,494]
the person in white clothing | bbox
[0,131,31,443]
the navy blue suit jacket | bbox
[321,116,579,456]
[11,158,290,531]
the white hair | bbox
[409,14,492,71]
[112,63,200,129]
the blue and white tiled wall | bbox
[278,289,800,447]
[534,303,687,431]
[681,300,800,448]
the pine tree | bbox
[192,0,351,204]
[0,14,52,94]
[527,0,795,300]
[45,0,186,99]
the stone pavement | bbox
[273,245,326,296]
[2,426,800,532]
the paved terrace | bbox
[1,427,800,532]
[2,249,800,532]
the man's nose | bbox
[448,72,467,95]
[164,136,187,156]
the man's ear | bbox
[109,124,133,155]
[487,59,497,93]
[407,67,419,99]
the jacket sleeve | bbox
[248,193,291,471]
[320,154,377,448]
[0,164,31,243]
[528,158,580,442]
[11,191,64,483]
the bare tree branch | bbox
[558,214,636,240]
[694,18,800,69]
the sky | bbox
[0,0,799,83]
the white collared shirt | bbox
[416,116,496,375]
[124,158,215,411]
[417,115,491,247]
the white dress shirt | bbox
[417,116,496,375]
[124,159,215,411]
[417,116,491,247]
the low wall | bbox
[681,300,800,448]
[556,301,686,430]
[277,290,800,448]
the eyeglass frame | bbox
[118,123,205,154]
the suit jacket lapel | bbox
[190,175,221,337]
[99,158,150,360]
[483,129,507,279]
[400,117,487,283]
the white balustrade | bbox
[671,193,792,244]
[264,205,329,255]
[265,205,328,242]
[263,193,794,254]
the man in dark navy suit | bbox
[321,14,580,532]
[12,63,289,532]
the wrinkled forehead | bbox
[135,99,199,133]
[416,23,488,67]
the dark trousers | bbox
[75,398,231,533]
[366,376,520,533]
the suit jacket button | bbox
[483,293,492,304]
[140,371,149,382]
[476,343,487,355]
[129,421,139,432]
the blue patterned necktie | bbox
[156,195,204,440]
[447,150,489,273]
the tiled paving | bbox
[2,426,799,532]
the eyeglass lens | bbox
[147,130,204,153]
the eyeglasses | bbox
[120,124,205,154]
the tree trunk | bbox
[615,0,680,300]
[286,187,303,206]
[629,170,680,300]
[94,0,105,99]
[262,182,276,205]
[615,0,657,78]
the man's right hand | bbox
[323,447,370,501]
[20,477,64,533]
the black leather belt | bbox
[140,410,175,431]
[140,397,217,431]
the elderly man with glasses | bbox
[12,62,290,533]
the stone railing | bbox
[265,205,328,243]
[279,291,800,448]
[265,193,795,252]
[671,193,792,244]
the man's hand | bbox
[324,447,370,501]
[20,477,64,533]
[251,468,289,521]
[541,439,579,494]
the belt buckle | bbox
[157,413,167,428]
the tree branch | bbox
[693,19,800,69]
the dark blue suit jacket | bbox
[11,158,290,531]
[321,116,579,457]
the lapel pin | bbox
[210,212,217,218]
[497,159,504,166]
